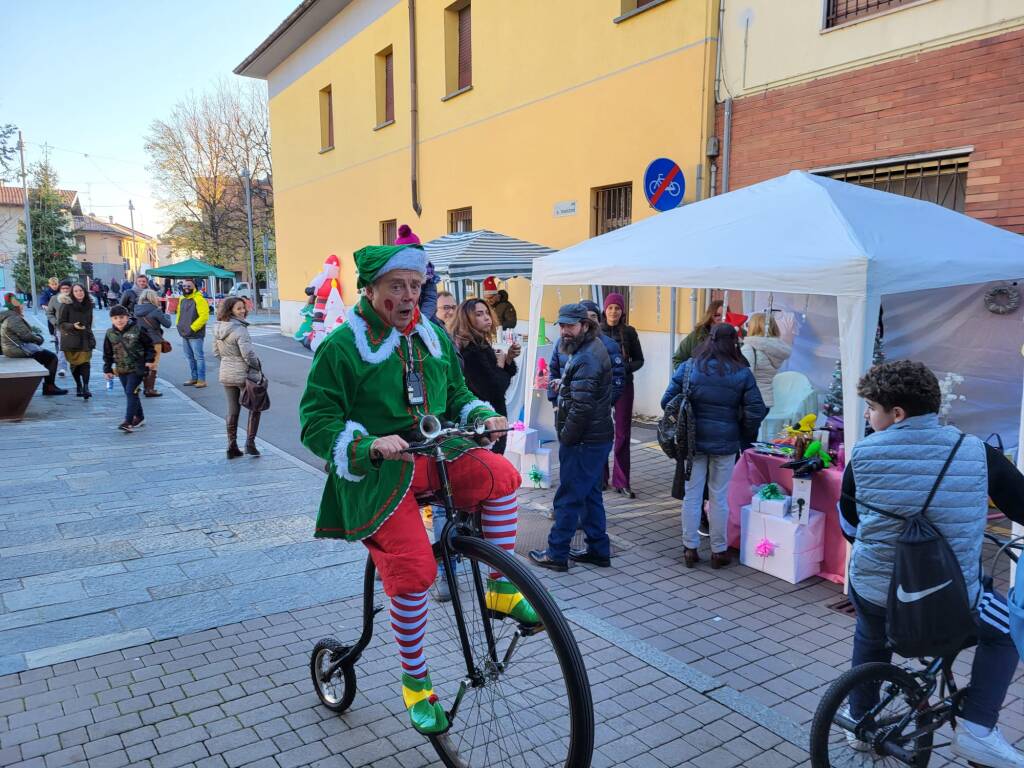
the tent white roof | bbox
[527,171,1024,455]
[424,230,553,282]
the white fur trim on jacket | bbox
[459,399,492,428]
[414,320,442,359]
[333,420,369,482]
[347,311,400,365]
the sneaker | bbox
[435,572,451,602]
[952,724,1024,768]
[838,706,870,753]
[131,416,145,428]
[182,380,197,386]
[118,422,134,433]
[57,369,67,377]
[193,380,207,389]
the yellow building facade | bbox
[239,0,722,410]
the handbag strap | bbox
[681,360,693,398]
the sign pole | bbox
[18,132,37,309]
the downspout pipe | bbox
[722,96,733,193]
[408,0,422,216]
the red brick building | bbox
[717,28,1024,234]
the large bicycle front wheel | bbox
[424,534,593,768]
[809,662,934,768]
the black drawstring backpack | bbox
[849,434,975,659]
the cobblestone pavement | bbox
[3,371,1022,766]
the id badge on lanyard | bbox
[404,336,425,406]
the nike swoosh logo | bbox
[896,580,952,603]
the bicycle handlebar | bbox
[402,423,510,455]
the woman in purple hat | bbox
[601,292,644,497]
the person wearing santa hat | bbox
[483,276,518,330]
[299,240,536,735]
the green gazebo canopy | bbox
[146,258,236,279]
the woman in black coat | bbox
[450,299,519,454]
[56,283,96,399]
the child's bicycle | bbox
[809,532,1021,767]
[309,416,595,768]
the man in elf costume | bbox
[299,242,537,735]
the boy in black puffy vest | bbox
[103,305,155,433]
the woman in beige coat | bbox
[213,297,262,458]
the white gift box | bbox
[506,427,540,455]
[517,447,551,489]
[740,505,825,584]
[752,494,792,518]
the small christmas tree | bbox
[13,159,79,291]
[823,360,843,418]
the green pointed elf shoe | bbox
[402,672,449,735]
[485,578,541,625]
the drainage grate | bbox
[827,599,857,617]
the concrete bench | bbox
[0,356,48,420]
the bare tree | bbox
[145,81,273,278]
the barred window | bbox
[380,219,397,245]
[824,154,969,213]
[824,0,918,29]
[448,207,472,233]
[592,183,632,236]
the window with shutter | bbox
[318,85,334,151]
[380,220,397,245]
[458,5,471,90]
[385,53,394,123]
[448,207,473,233]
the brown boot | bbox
[710,551,733,570]
[226,413,242,459]
[683,548,700,568]
[143,369,162,397]
[244,411,261,456]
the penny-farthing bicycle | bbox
[310,415,595,767]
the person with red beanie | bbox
[601,292,644,497]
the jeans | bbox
[548,441,613,561]
[181,336,206,381]
[681,453,734,552]
[119,373,144,423]
[849,585,1018,729]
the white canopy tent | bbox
[526,170,1024,463]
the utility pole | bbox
[128,199,138,278]
[241,169,259,308]
[17,131,37,310]
[261,230,272,308]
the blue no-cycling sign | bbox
[644,157,686,212]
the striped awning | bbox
[423,230,553,282]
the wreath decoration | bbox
[984,284,1020,315]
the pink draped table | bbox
[726,449,847,585]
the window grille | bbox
[593,183,632,235]
[448,207,472,233]
[380,219,397,245]
[825,154,969,213]
[824,0,916,28]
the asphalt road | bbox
[154,324,324,470]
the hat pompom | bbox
[395,224,421,245]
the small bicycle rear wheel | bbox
[425,534,593,768]
[310,638,357,713]
[809,662,934,768]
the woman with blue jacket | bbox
[662,323,766,568]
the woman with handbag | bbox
[214,296,264,458]
[661,323,767,568]
[56,283,96,399]
[0,293,67,395]
[134,289,172,397]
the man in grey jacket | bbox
[839,360,1024,767]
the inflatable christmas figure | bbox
[294,293,315,348]
[307,254,347,352]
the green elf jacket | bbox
[299,296,498,541]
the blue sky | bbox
[0,0,295,237]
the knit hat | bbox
[603,292,625,311]
[354,244,427,289]
[395,224,421,245]
[3,292,19,310]
[483,276,498,297]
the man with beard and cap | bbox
[529,303,614,572]
[299,241,538,735]
[546,299,623,411]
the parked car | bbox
[228,282,253,299]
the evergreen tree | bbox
[13,160,78,292]
[823,360,843,418]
